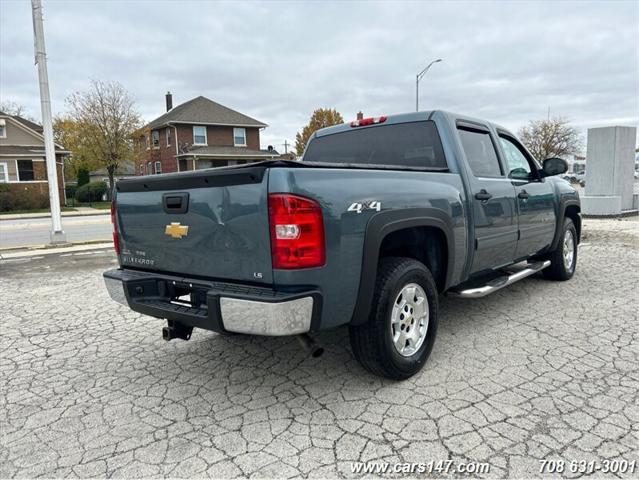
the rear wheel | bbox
[543,218,577,281]
[349,257,439,380]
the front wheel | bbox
[543,218,577,281]
[349,257,439,380]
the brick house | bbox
[136,93,278,175]
[0,111,67,204]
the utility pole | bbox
[416,58,442,112]
[31,0,66,244]
[283,140,290,154]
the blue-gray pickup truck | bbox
[104,111,581,379]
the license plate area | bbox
[167,281,208,309]
[124,278,209,311]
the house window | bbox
[17,160,34,181]
[193,126,207,145]
[151,130,160,148]
[145,134,150,150]
[0,119,6,138]
[233,128,246,147]
[0,162,8,183]
[166,127,172,146]
[139,164,144,175]
[154,161,162,174]
[196,159,215,169]
[147,162,152,175]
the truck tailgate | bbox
[114,166,273,284]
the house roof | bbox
[146,96,267,130]
[90,162,136,176]
[0,111,44,133]
[177,145,278,158]
[0,112,69,151]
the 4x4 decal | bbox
[347,201,382,214]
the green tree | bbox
[53,117,100,180]
[64,80,142,199]
[76,167,90,187]
[518,117,582,161]
[295,108,344,156]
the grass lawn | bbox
[68,201,111,210]
[82,202,111,209]
[0,207,77,215]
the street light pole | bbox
[32,0,66,244]
[416,58,442,112]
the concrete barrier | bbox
[582,126,638,216]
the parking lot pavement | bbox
[1,219,637,479]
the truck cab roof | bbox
[312,110,513,140]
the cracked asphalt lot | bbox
[1,218,638,478]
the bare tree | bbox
[66,80,142,198]
[518,117,582,161]
[0,100,37,121]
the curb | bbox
[0,241,114,259]
[582,211,639,219]
[0,211,110,221]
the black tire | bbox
[543,218,577,281]
[349,257,439,380]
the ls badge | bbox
[165,222,189,239]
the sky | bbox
[1,0,637,153]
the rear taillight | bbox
[268,193,325,269]
[111,200,120,255]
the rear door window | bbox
[303,121,447,169]
[457,127,503,177]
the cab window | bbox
[499,135,534,180]
[304,121,447,169]
[457,127,502,177]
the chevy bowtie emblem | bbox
[165,222,189,239]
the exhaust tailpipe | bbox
[296,334,324,358]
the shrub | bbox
[65,184,77,200]
[75,181,108,202]
[77,168,90,187]
[21,192,50,210]
[0,186,50,212]
[0,192,15,212]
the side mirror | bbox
[541,157,568,177]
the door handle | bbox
[518,190,530,200]
[475,189,492,201]
[162,192,189,214]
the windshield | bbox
[303,121,447,169]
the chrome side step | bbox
[450,260,551,298]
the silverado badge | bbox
[165,222,189,239]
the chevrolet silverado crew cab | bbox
[104,111,580,380]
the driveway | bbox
[1,218,637,478]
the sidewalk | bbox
[0,206,109,221]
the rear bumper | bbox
[103,268,321,336]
